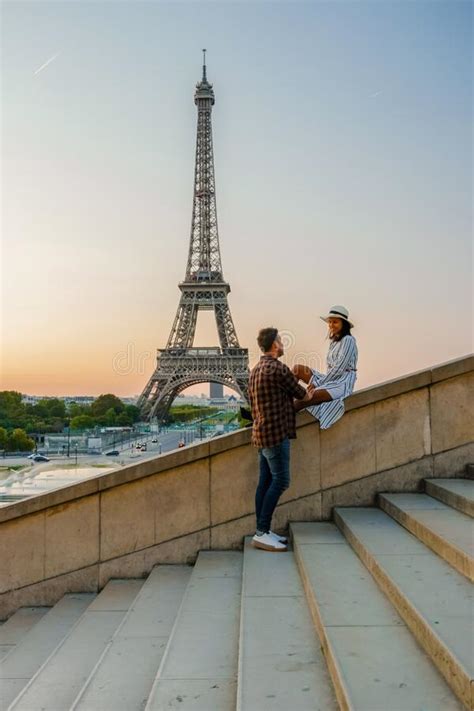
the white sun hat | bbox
[320,305,354,328]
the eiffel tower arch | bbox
[138,52,249,421]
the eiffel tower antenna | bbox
[138,56,249,421]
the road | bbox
[0,429,203,470]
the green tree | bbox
[42,398,66,418]
[0,391,27,429]
[69,403,91,419]
[0,426,7,449]
[168,405,220,424]
[70,415,95,430]
[7,428,35,452]
[90,394,124,417]
[31,401,49,419]
[124,404,141,423]
[104,408,117,426]
[116,412,132,426]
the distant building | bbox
[20,394,138,407]
[172,392,243,410]
[210,382,224,399]
[209,397,241,411]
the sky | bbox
[1,0,472,398]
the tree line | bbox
[0,392,141,452]
[0,391,243,452]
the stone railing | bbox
[0,354,472,619]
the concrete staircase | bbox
[1,474,472,711]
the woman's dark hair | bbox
[257,327,278,352]
[330,320,352,342]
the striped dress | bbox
[306,334,358,429]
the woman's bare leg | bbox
[294,388,332,412]
[292,364,313,384]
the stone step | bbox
[145,552,242,711]
[334,507,473,709]
[9,579,144,711]
[424,478,474,518]
[0,608,50,662]
[379,492,474,581]
[237,537,337,711]
[71,566,192,711]
[291,521,463,711]
[0,594,94,710]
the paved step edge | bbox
[0,595,95,709]
[379,494,473,582]
[144,553,242,711]
[235,546,246,711]
[0,608,50,650]
[236,539,337,711]
[7,580,142,711]
[424,480,474,518]
[5,601,97,711]
[292,536,351,711]
[334,508,472,709]
[70,567,191,711]
[0,609,51,666]
[144,575,193,711]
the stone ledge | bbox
[345,369,431,410]
[431,353,474,383]
[1,448,473,619]
[0,441,211,524]
[0,353,471,525]
[0,477,101,523]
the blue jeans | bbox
[255,437,290,532]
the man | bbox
[248,327,313,552]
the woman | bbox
[293,305,358,429]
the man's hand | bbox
[302,386,315,403]
[295,387,314,412]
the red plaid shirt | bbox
[248,355,307,448]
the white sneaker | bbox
[269,530,288,545]
[252,532,287,552]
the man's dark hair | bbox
[331,320,352,342]
[257,327,278,353]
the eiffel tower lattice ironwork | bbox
[138,52,249,421]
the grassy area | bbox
[168,405,221,423]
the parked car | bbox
[30,454,50,462]
[105,450,120,456]
[151,439,158,443]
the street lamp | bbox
[65,419,71,458]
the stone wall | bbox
[0,355,472,619]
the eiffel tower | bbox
[138,52,249,421]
